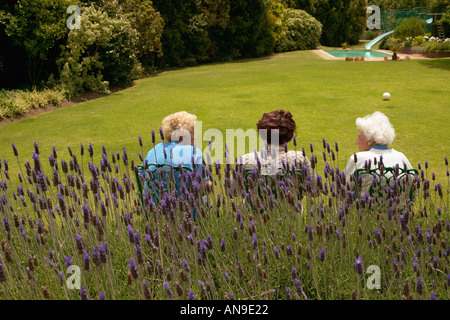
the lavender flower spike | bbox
[355,256,364,275]
[187,291,195,300]
[164,281,173,299]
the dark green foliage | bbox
[0,0,73,87]
[216,0,268,60]
[347,0,368,45]
[151,0,209,68]
[275,9,322,52]
[394,17,426,40]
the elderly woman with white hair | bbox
[344,111,414,196]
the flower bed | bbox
[0,138,449,300]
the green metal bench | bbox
[134,163,193,207]
[353,166,418,202]
[244,166,306,208]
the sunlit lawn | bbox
[1,49,449,182]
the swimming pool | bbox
[324,49,392,59]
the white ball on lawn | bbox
[383,92,391,100]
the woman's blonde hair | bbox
[161,111,197,142]
[356,111,396,146]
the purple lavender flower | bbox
[187,291,195,300]
[0,262,7,283]
[273,247,280,260]
[64,256,73,267]
[83,252,90,271]
[318,247,326,262]
[416,277,423,296]
[285,286,292,300]
[164,281,173,299]
[286,245,293,257]
[220,239,226,252]
[99,293,106,300]
[34,141,39,155]
[252,233,258,250]
[128,258,138,279]
[198,280,206,293]
[182,259,190,272]
[307,226,313,242]
[429,292,437,300]
[355,256,364,275]
[11,144,18,157]
[80,286,89,300]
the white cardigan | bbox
[344,147,414,196]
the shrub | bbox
[412,46,426,54]
[412,35,425,47]
[421,39,450,52]
[394,17,426,41]
[275,8,322,52]
[57,5,141,98]
[0,87,66,120]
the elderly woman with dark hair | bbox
[240,109,314,179]
[344,111,414,196]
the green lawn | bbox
[1,50,449,182]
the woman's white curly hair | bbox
[356,111,396,146]
[161,111,197,142]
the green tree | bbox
[197,0,231,60]
[314,0,351,47]
[394,17,426,40]
[118,0,165,67]
[218,0,270,59]
[152,0,209,68]
[57,5,140,98]
[3,0,74,85]
[275,8,323,52]
[348,0,368,45]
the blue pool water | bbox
[324,49,392,58]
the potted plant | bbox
[341,42,348,50]
[387,37,403,61]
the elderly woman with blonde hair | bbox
[344,111,414,196]
[142,112,209,214]
[144,111,202,168]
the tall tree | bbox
[348,0,368,44]
[3,0,73,86]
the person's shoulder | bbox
[389,148,407,156]
[285,150,308,161]
[240,152,258,166]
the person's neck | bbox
[266,145,285,153]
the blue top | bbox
[144,141,203,170]
[141,142,205,199]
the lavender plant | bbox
[0,136,448,300]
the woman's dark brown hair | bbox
[257,109,297,145]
